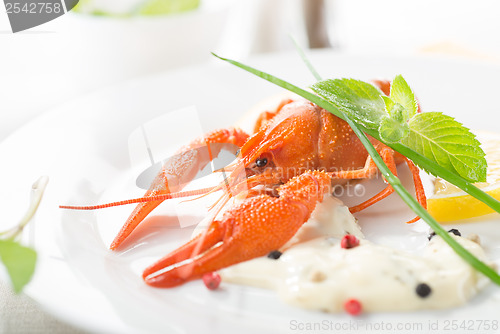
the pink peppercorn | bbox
[202,272,221,290]
[340,235,360,249]
[344,298,362,316]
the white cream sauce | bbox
[220,195,493,313]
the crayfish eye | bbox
[255,157,268,168]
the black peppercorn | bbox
[428,228,461,240]
[448,228,461,237]
[267,250,282,259]
[416,283,432,298]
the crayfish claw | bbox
[142,171,333,288]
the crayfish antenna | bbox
[59,187,216,210]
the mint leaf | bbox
[379,115,410,143]
[389,75,418,118]
[381,95,396,114]
[382,96,409,123]
[379,95,411,143]
[311,79,386,129]
[0,240,37,293]
[401,112,487,182]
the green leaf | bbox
[379,115,410,143]
[379,96,411,143]
[382,96,409,122]
[0,240,37,293]
[311,79,386,129]
[401,112,487,182]
[390,74,418,118]
[381,95,396,113]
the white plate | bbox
[1,50,500,334]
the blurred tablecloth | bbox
[0,282,87,334]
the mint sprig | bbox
[312,76,487,183]
[212,53,500,286]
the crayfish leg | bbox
[346,147,398,214]
[333,146,427,224]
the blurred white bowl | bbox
[62,0,233,86]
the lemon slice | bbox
[427,130,500,223]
